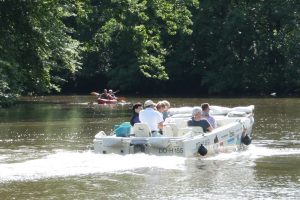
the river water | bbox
[0,96,299,200]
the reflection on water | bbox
[0,97,300,199]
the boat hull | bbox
[93,115,254,157]
[97,98,117,104]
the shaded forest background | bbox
[1,0,300,106]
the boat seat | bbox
[133,123,151,137]
[216,117,238,127]
[191,126,204,135]
[163,123,178,137]
[177,127,192,137]
[171,118,189,129]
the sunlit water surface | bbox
[0,97,299,200]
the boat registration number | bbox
[158,147,183,154]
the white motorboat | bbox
[93,105,254,157]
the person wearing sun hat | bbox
[139,100,164,136]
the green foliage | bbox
[83,0,198,90]
[1,0,300,102]
[0,0,81,106]
[166,0,300,95]
[0,65,19,108]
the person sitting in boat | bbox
[130,102,143,126]
[187,107,213,133]
[156,101,166,116]
[100,89,109,99]
[139,100,164,137]
[161,100,171,120]
[201,103,217,128]
[108,89,117,99]
[156,101,166,135]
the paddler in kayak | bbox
[108,89,117,99]
[99,89,116,100]
[100,89,110,99]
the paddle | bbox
[91,90,123,104]
[90,91,126,103]
[118,96,126,103]
[90,92,100,96]
[90,90,119,96]
[112,90,120,94]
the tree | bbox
[80,0,198,92]
[0,0,82,106]
[168,0,300,96]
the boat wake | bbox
[0,151,186,182]
[1,144,299,183]
[205,144,300,161]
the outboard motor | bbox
[242,134,252,145]
[198,144,208,156]
[130,139,148,153]
[133,144,146,153]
